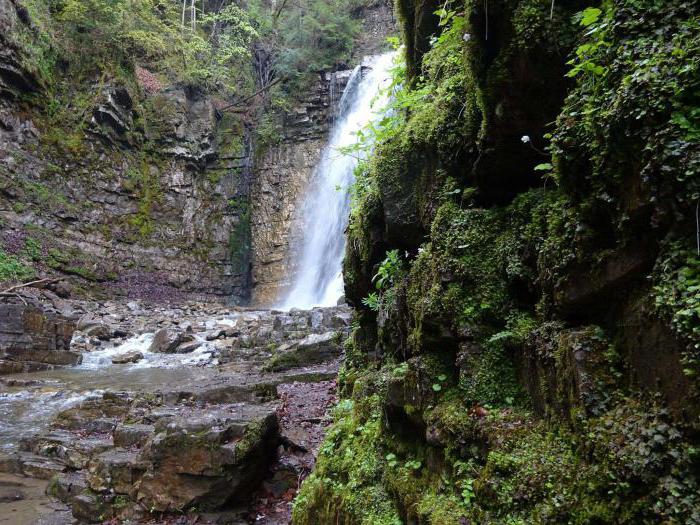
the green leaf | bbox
[580,7,602,27]
[534,163,553,171]
[432,384,442,392]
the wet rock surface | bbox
[0,294,80,376]
[0,298,351,523]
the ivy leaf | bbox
[580,7,602,27]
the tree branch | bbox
[218,77,283,112]
[0,278,60,296]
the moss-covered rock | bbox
[307,0,700,523]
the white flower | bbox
[521,135,531,144]
[463,33,471,42]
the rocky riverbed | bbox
[0,291,351,523]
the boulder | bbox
[111,351,143,364]
[48,471,89,501]
[0,297,80,375]
[148,329,195,354]
[136,405,280,512]
[173,339,202,354]
[87,448,146,495]
[83,324,114,341]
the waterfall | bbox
[283,52,395,309]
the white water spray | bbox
[283,52,395,309]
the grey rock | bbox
[111,351,143,364]
[136,404,280,513]
[148,329,195,354]
[174,339,203,354]
[113,424,155,449]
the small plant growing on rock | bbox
[363,250,406,312]
[404,459,422,471]
[362,291,380,311]
[460,479,475,506]
[372,249,403,290]
[432,374,447,392]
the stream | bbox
[0,332,220,453]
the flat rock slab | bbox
[264,331,343,372]
[113,423,155,448]
[0,452,67,479]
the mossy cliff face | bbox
[295,1,700,523]
[0,0,253,301]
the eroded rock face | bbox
[89,86,134,145]
[0,297,80,375]
[145,86,219,166]
[0,1,248,303]
[0,0,40,98]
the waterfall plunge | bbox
[282,52,395,309]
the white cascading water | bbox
[283,52,395,309]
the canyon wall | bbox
[0,0,396,306]
[0,0,253,302]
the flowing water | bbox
[283,52,395,309]
[0,331,221,453]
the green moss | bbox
[461,338,523,408]
[262,351,301,373]
[293,394,402,525]
[0,249,36,283]
[553,0,700,212]
[325,2,700,524]
[124,161,163,239]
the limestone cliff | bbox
[0,0,397,306]
[0,0,253,302]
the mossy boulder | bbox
[136,405,279,513]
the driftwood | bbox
[0,278,60,297]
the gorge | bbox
[1,0,700,524]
